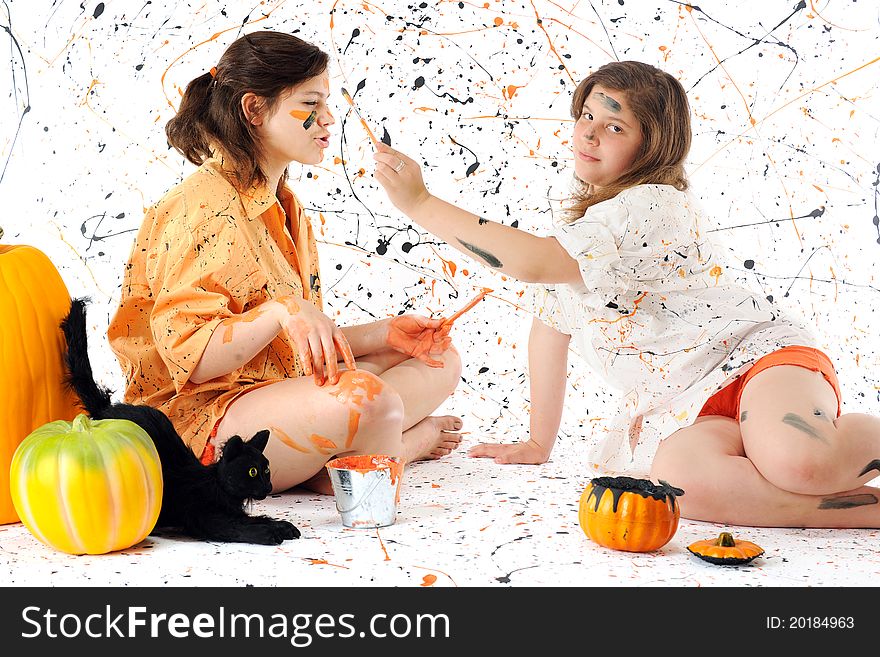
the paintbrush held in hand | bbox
[340,87,380,149]
[442,287,493,328]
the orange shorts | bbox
[697,345,841,421]
[199,420,222,466]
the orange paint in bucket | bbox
[325,454,404,528]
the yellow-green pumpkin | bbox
[10,413,163,555]
[579,476,684,552]
[0,233,81,524]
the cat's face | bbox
[217,430,273,500]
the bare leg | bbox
[650,364,880,528]
[215,370,406,494]
[738,366,880,495]
[357,346,464,461]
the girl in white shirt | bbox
[373,60,880,528]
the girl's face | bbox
[256,72,335,168]
[572,85,643,188]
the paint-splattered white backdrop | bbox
[3,0,879,473]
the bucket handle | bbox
[334,471,387,515]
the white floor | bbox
[2,430,878,588]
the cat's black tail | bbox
[60,297,114,417]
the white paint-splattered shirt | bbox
[531,184,816,475]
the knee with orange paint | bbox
[324,370,404,448]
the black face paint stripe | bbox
[457,238,503,268]
[858,459,880,478]
[781,413,829,444]
[740,410,748,422]
[818,494,878,510]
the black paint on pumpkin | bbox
[586,476,684,513]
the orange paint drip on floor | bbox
[305,558,349,569]
[376,528,391,561]
[421,574,438,587]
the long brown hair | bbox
[566,61,691,222]
[166,31,328,190]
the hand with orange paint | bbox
[385,315,452,368]
[275,295,357,386]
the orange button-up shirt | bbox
[108,157,322,457]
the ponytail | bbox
[165,72,215,168]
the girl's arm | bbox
[191,297,356,386]
[339,320,390,357]
[190,300,286,384]
[374,144,582,285]
[469,317,570,464]
[341,316,453,368]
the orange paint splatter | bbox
[221,307,264,343]
[304,558,349,569]
[269,425,310,453]
[309,434,338,451]
[331,370,384,407]
[493,17,503,26]
[421,574,438,586]
[345,409,361,449]
[376,528,391,561]
[279,296,301,313]
[709,265,723,285]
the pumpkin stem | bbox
[715,532,737,547]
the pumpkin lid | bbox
[687,532,765,566]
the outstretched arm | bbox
[374,143,582,285]
[469,317,570,464]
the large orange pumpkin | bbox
[0,232,81,524]
[579,476,684,552]
[10,413,163,555]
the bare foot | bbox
[402,415,464,462]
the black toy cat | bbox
[60,297,300,545]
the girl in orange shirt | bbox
[108,31,462,494]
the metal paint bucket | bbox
[325,454,404,528]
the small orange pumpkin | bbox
[688,532,764,565]
[579,476,684,552]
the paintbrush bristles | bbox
[339,86,379,149]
